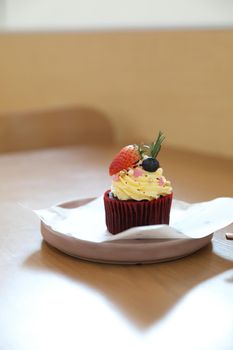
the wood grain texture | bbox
[0,29,233,158]
[0,145,232,350]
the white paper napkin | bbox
[35,196,233,243]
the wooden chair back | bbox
[0,106,115,152]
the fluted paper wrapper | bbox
[34,196,233,243]
[104,190,173,234]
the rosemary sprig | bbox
[149,131,165,158]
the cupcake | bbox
[104,132,173,234]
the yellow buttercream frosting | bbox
[111,167,172,201]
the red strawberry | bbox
[109,145,140,176]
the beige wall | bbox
[0,29,233,158]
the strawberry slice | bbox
[109,145,140,176]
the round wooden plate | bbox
[40,198,213,264]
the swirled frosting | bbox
[111,167,172,201]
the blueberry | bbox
[142,158,159,172]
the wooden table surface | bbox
[0,145,233,350]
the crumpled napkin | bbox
[35,196,233,243]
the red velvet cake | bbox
[104,132,173,234]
